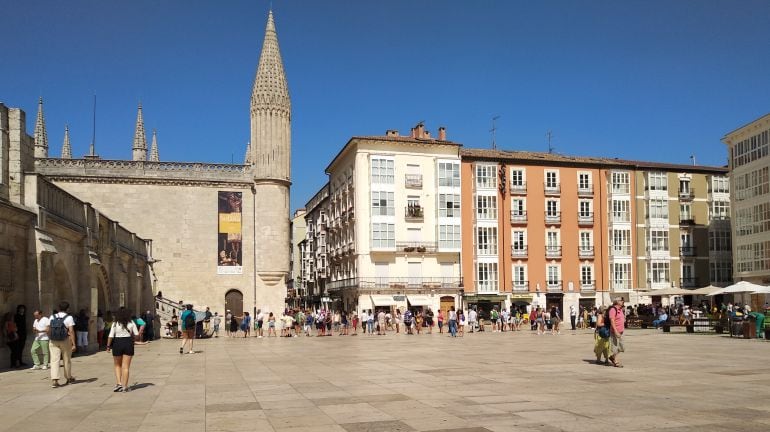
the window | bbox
[546,231,559,248]
[438,162,460,187]
[649,230,669,252]
[547,265,560,286]
[612,200,630,222]
[512,230,526,252]
[546,199,559,217]
[513,265,526,288]
[710,262,732,283]
[476,195,497,220]
[611,229,631,255]
[578,172,591,190]
[371,191,394,216]
[711,200,730,220]
[709,230,731,252]
[647,172,668,191]
[680,203,691,221]
[511,168,525,188]
[476,164,497,189]
[439,225,461,249]
[438,194,460,218]
[731,128,770,168]
[612,263,631,289]
[476,262,499,293]
[711,176,729,194]
[371,158,394,184]
[476,227,498,256]
[579,200,592,217]
[511,198,525,216]
[679,179,691,194]
[579,231,593,251]
[371,223,395,249]
[611,172,630,194]
[680,232,692,248]
[648,199,668,219]
[580,265,593,286]
[545,171,559,189]
[649,262,670,284]
[734,167,769,201]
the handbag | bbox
[598,326,611,339]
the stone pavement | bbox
[0,329,769,432]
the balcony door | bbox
[408,262,422,289]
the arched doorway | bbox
[225,289,243,317]
[440,296,455,317]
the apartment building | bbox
[722,113,770,287]
[300,184,330,306]
[460,149,731,313]
[288,209,307,306]
[309,124,463,315]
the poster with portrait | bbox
[217,191,243,275]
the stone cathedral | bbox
[32,11,292,317]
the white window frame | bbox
[371,223,395,249]
[648,172,668,191]
[476,195,498,220]
[578,172,591,191]
[371,157,394,184]
[438,193,460,218]
[438,161,460,188]
[476,262,499,293]
[475,164,497,189]
[649,229,669,252]
[476,227,498,256]
[439,224,461,249]
[371,191,394,216]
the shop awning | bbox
[407,295,432,306]
[371,295,399,306]
[510,293,533,299]
[465,294,508,302]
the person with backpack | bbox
[608,297,626,367]
[179,304,196,354]
[107,308,139,392]
[48,301,76,388]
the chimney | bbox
[424,131,431,138]
[386,129,399,137]
[416,123,425,138]
[438,126,446,141]
[410,128,417,138]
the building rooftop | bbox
[721,112,770,142]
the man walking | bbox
[608,297,626,368]
[179,304,196,354]
[48,301,76,388]
[212,312,221,338]
[30,310,50,370]
[203,307,212,335]
[468,308,477,333]
[570,305,577,330]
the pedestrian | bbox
[350,310,358,336]
[144,310,155,341]
[608,297,626,368]
[229,313,238,337]
[268,312,277,337]
[570,305,577,331]
[13,305,28,366]
[240,312,252,338]
[458,309,466,337]
[448,306,457,337]
[395,309,402,334]
[133,315,146,342]
[48,301,76,388]
[377,309,386,335]
[74,309,89,354]
[30,310,50,370]
[4,311,23,368]
[340,310,348,335]
[324,311,332,336]
[403,309,413,335]
[107,308,139,392]
[425,308,434,334]
[96,311,105,348]
[551,306,561,335]
[179,304,196,354]
[256,309,265,338]
[203,307,212,334]
[225,310,233,337]
[593,306,611,365]
[468,308,477,333]
[366,309,374,335]
[212,312,221,337]
[437,310,444,334]
[304,310,314,336]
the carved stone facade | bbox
[0,104,153,369]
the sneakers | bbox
[179,347,183,354]
[113,384,123,392]
[41,365,49,370]
[121,386,131,393]
[67,377,76,384]
[188,351,194,354]
[32,365,41,370]
[51,379,59,388]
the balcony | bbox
[511,245,528,259]
[546,280,563,292]
[611,184,630,194]
[510,181,527,195]
[611,213,631,223]
[612,281,632,292]
[545,246,562,259]
[578,246,595,259]
[326,277,463,293]
[396,241,437,254]
[680,246,696,257]
[405,174,423,189]
[578,185,594,197]
[610,246,631,257]
[545,212,561,225]
[679,218,695,225]
[544,183,561,196]
[680,277,699,288]
[577,212,594,226]
[510,210,527,224]
[405,205,424,221]
[512,280,529,292]
[679,187,694,201]
[580,280,596,291]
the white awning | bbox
[370,295,398,306]
[407,295,432,306]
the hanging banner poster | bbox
[217,191,243,274]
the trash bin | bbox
[743,321,756,339]
[730,319,744,337]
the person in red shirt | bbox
[608,297,626,367]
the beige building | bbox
[33,11,292,318]
[722,113,770,292]
[288,208,306,305]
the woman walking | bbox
[107,308,139,392]
[267,312,277,337]
[229,313,238,337]
[458,309,466,337]
[593,306,611,365]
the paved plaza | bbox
[1,329,769,432]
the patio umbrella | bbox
[707,281,767,296]
[644,287,695,296]
[750,285,770,295]
[689,285,723,296]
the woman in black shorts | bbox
[107,308,139,392]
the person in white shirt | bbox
[468,309,478,333]
[107,308,140,392]
[30,310,50,370]
[48,301,76,388]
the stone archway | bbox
[48,259,73,313]
[225,289,243,317]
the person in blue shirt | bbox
[179,305,196,354]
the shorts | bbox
[257,321,263,329]
[611,334,625,355]
[426,318,434,326]
[268,321,275,328]
[111,337,135,357]
[182,329,195,339]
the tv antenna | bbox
[490,115,500,150]
[546,130,555,154]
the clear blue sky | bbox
[3,1,769,213]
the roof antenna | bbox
[546,130,555,154]
[690,155,695,166]
[490,115,500,150]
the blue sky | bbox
[3,1,769,213]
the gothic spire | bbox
[251,10,290,114]
[34,97,49,157]
[61,124,72,159]
[244,142,252,165]
[132,103,147,161]
[150,129,159,162]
